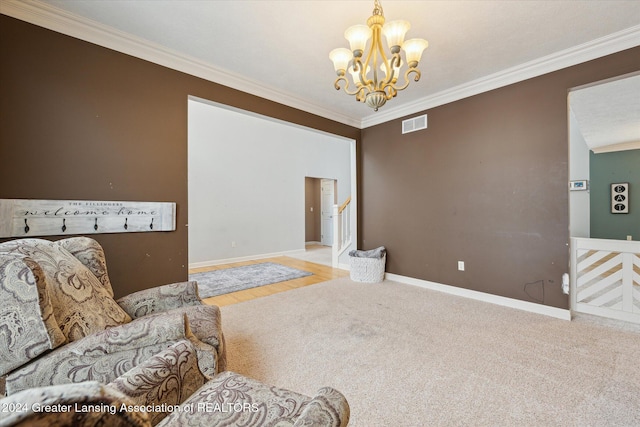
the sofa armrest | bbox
[74,311,189,353]
[108,340,206,426]
[293,387,350,427]
[0,254,67,377]
[0,381,151,427]
[117,281,202,319]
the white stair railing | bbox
[332,196,352,267]
[570,237,640,324]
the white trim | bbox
[188,95,356,142]
[349,138,358,261]
[362,25,640,128]
[2,0,638,130]
[591,140,640,154]
[386,273,572,321]
[189,249,305,270]
[572,237,640,253]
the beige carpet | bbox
[220,277,640,426]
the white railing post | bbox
[342,207,349,248]
[570,237,577,312]
[332,197,354,268]
[332,204,340,267]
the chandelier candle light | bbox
[329,0,429,111]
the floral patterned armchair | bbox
[0,340,205,427]
[1,340,350,427]
[0,237,225,397]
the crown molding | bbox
[2,1,638,130]
[591,140,640,154]
[361,24,640,128]
[0,0,362,129]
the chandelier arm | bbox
[384,85,398,100]
[372,27,391,91]
[334,75,365,96]
[352,59,369,88]
[389,67,422,92]
[360,44,375,89]
[382,52,402,87]
[379,81,397,99]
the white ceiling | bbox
[3,0,640,131]
[570,73,640,153]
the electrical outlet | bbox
[627,235,633,241]
[458,261,465,271]
[231,241,236,248]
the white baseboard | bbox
[338,262,351,270]
[385,273,571,321]
[305,241,322,245]
[189,249,306,270]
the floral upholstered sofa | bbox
[0,339,350,427]
[0,237,226,396]
[0,236,350,426]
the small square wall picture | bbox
[611,182,629,214]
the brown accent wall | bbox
[361,47,640,309]
[0,16,360,298]
[2,15,638,308]
[304,178,321,242]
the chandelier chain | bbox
[373,0,383,16]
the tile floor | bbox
[288,244,332,267]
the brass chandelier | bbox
[329,0,428,111]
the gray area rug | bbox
[190,262,312,298]
[219,277,640,426]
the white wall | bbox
[188,98,352,265]
[568,107,590,238]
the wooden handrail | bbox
[338,196,351,214]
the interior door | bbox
[321,179,335,246]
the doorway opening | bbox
[568,72,640,325]
[187,96,356,269]
[304,177,336,247]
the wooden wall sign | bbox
[0,199,176,238]
[611,183,629,214]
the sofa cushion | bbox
[157,371,346,427]
[0,254,67,377]
[55,237,115,297]
[0,239,131,342]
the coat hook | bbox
[94,218,99,231]
[124,218,128,230]
[150,218,154,230]
[62,218,67,233]
[24,219,30,234]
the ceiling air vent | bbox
[402,114,427,134]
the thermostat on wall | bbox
[569,180,589,191]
